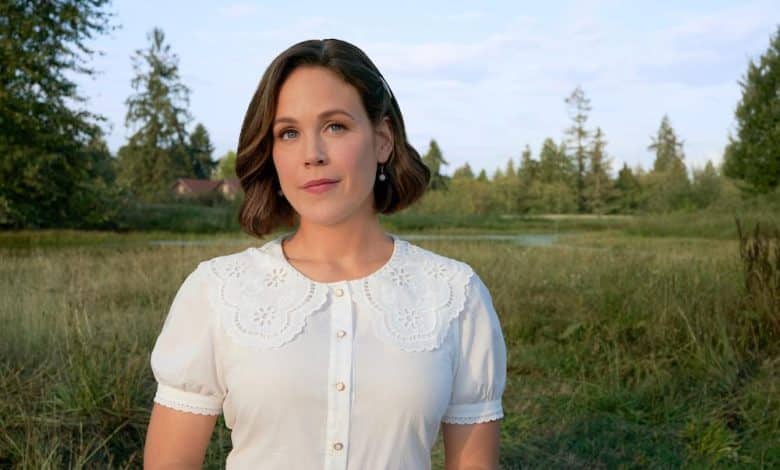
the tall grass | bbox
[0,225,778,468]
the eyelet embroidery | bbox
[206,248,327,350]
[204,237,472,352]
[361,242,474,352]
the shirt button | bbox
[336,382,346,391]
[336,330,346,338]
[333,442,343,451]
[334,288,344,297]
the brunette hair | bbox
[235,38,430,238]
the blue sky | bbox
[74,0,779,176]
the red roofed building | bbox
[171,178,241,200]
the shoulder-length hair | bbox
[235,38,430,238]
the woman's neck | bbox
[280,215,393,281]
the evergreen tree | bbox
[505,158,517,179]
[517,145,538,183]
[723,26,780,193]
[421,139,449,190]
[690,160,721,208]
[0,0,117,228]
[214,150,237,180]
[538,138,573,184]
[452,163,475,180]
[565,86,591,212]
[188,123,216,179]
[615,163,641,211]
[584,127,614,213]
[476,169,488,182]
[649,115,686,176]
[117,27,193,200]
[645,116,690,211]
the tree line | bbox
[418,96,718,215]
[1,1,778,229]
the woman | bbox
[144,38,506,470]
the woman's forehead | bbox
[274,66,366,122]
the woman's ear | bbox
[375,116,394,164]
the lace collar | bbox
[205,233,474,352]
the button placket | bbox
[324,283,353,470]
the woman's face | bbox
[271,66,392,228]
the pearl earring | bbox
[277,189,283,196]
[378,164,387,182]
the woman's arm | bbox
[144,404,218,470]
[442,420,501,470]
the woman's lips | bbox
[303,181,338,193]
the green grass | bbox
[1,216,778,468]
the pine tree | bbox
[723,26,780,193]
[452,163,475,180]
[649,115,686,177]
[615,163,641,211]
[117,27,194,199]
[646,116,690,211]
[538,138,573,184]
[517,145,537,183]
[564,86,592,212]
[476,169,488,182]
[505,158,517,179]
[584,127,614,213]
[421,139,449,190]
[188,123,216,179]
[0,0,117,228]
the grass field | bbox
[0,213,778,468]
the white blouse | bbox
[150,233,507,470]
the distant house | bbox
[171,178,241,200]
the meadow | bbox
[0,212,778,469]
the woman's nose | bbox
[303,133,326,166]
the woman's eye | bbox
[327,123,346,133]
[279,129,298,140]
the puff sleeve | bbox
[442,272,507,424]
[150,262,226,415]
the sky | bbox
[73,0,779,177]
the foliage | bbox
[213,150,238,180]
[116,27,195,200]
[188,123,216,179]
[564,86,591,212]
[723,26,780,194]
[0,0,119,228]
[422,139,449,190]
[2,225,779,467]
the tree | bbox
[645,116,690,211]
[517,145,538,184]
[565,86,591,213]
[615,163,641,212]
[723,26,780,193]
[584,127,614,213]
[188,123,216,179]
[452,163,475,180]
[0,0,117,228]
[649,115,686,176]
[504,158,517,179]
[214,150,237,180]
[538,138,573,184]
[690,160,721,208]
[117,27,193,200]
[476,169,489,182]
[421,139,449,190]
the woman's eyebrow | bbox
[273,109,355,126]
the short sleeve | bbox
[150,262,226,415]
[442,272,507,424]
